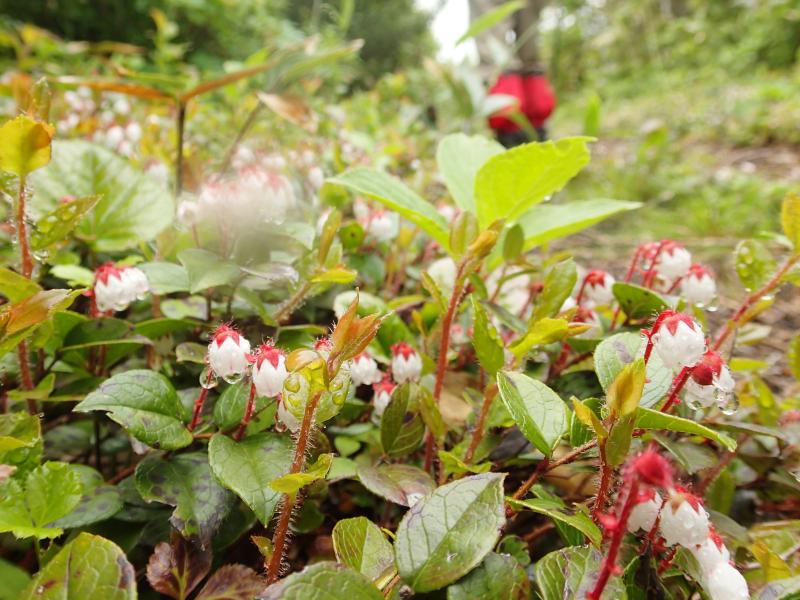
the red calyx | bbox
[373,377,395,395]
[212,324,241,345]
[584,269,609,287]
[391,341,416,359]
[94,262,123,285]
[690,350,724,386]
[686,263,711,280]
[255,343,284,368]
[633,451,674,489]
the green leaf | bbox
[195,564,265,600]
[208,433,293,526]
[606,358,646,418]
[447,552,530,600]
[516,199,640,251]
[332,517,396,585]
[49,264,95,287]
[457,0,524,43]
[471,297,505,375]
[436,134,503,213]
[0,557,30,600]
[781,192,800,249]
[0,461,82,539]
[496,371,568,456]
[380,385,425,457]
[178,249,240,294]
[651,433,716,475]
[508,498,601,546]
[259,562,382,600]
[635,407,737,451]
[311,267,357,284]
[438,450,492,477]
[611,283,668,320]
[212,382,275,433]
[789,334,800,382]
[51,464,122,529]
[329,168,449,249]
[0,412,42,476]
[139,261,190,294]
[509,318,570,359]
[358,464,435,507]
[270,453,333,494]
[535,545,626,600]
[594,332,672,408]
[0,115,53,176]
[176,342,207,364]
[394,473,506,593]
[30,140,174,251]
[474,137,593,228]
[135,452,234,543]
[0,268,41,302]
[75,370,193,450]
[30,195,100,250]
[735,239,777,291]
[21,533,136,600]
[532,259,577,321]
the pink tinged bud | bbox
[252,345,288,398]
[651,311,706,370]
[705,562,749,600]
[583,270,616,306]
[633,451,674,488]
[652,240,692,280]
[350,353,383,387]
[659,492,709,547]
[391,342,422,384]
[627,491,662,533]
[681,264,716,306]
[208,325,251,380]
[372,378,396,418]
[685,350,735,408]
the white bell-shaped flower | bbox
[350,353,383,387]
[391,342,422,384]
[627,491,662,533]
[681,264,716,306]
[252,344,288,398]
[207,325,251,381]
[582,270,616,306]
[659,492,709,547]
[651,311,706,370]
[372,378,396,418]
[705,561,749,600]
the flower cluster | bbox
[91,263,149,313]
[591,451,748,600]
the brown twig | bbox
[463,384,497,465]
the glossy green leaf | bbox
[208,433,293,526]
[259,562,382,600]
[332,517,395,585]
[52,464,122,529]
[270,453,333,494]
[471,297,504,374]
[394,473,506,593]
[0,412,42,477]
[532,259,577,321]
[178,249,240,293]
[436,134,503,213]
[496,371,568,456]
[49,264,95,287]
[508,497,601,546]
[447,552,530,600]
[358,464,435,507]
[611,283,668,320]
[380,385,425,457]
[135,452,234,543]
[474,137,593,228]
[30,195,100,250]
[0,268,41,303]
[21,533,136,599]
[30,140,174,251]
[75,370,193,450]
[0,557,30,600]
[535,545,626,600]
[139,261,191,294]
[329,168,449,249]
[635,407,737,451]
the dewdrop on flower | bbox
[681,264,716,307]
[652,240,692,280]
[372,377,396,419]
[627,490,662,533]
[684,350,736,410]
[391,342,422,384]
[582,270,616,306]
[93,263,149,313]
[650,310,706,370]
[658,491,709,547]
[350,353,383,387]
[207,325,251,383]
[251,343,288,398]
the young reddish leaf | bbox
[194,564,264,600]
[146,533,212,600]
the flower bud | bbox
[690,533,730,574]
[207,325,251,381]
[367,210,397,242]
[681,264,716,306]
[372,377,396,418]
[252,344,288,398]
[633,451,674,488]
[93,263,149,313]
[582,270,616,306]
[391,342,422,384]
[350,353,383,387]
[650,240,692,280]
[705,561,749,600]
[659,491,709,547]
[651,311,706,370]
[685,350,735,408]
[627,490,662,533]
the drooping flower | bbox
[650,311,706,370]
[391,342,422,384]
[93,263,149,313]
[627,490,663,533]
[680,263,716,306]
[690,533,731,574]
[651,240,692,280]
[251,343,288,398]
[582,269,616,306]
[207,325,251,381]
[684,350,735,408]
[705,561,749,600]
[350,353,383,387]
[659,491,709,547]
[372,377,396,418]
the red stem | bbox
[660,366,692,413]
[188,370,213,431]
[234,382,258,441]
[712,252,800,352]
[610,246,645,331]
[587,478,641,600]
[266,391,321,584]
[592,446,613,521]
[463,384,497,465]
[14,177,36,413]
[642,240,667,288]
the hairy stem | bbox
[234,382,258,441]
[592,446,613,521]
[266,391,321,584]
[463,384,497,465]
[660,366,692,413]
[712,252,800,352]
[188,370,213,432]
[274,281,312,325]
[14,176,36,412]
